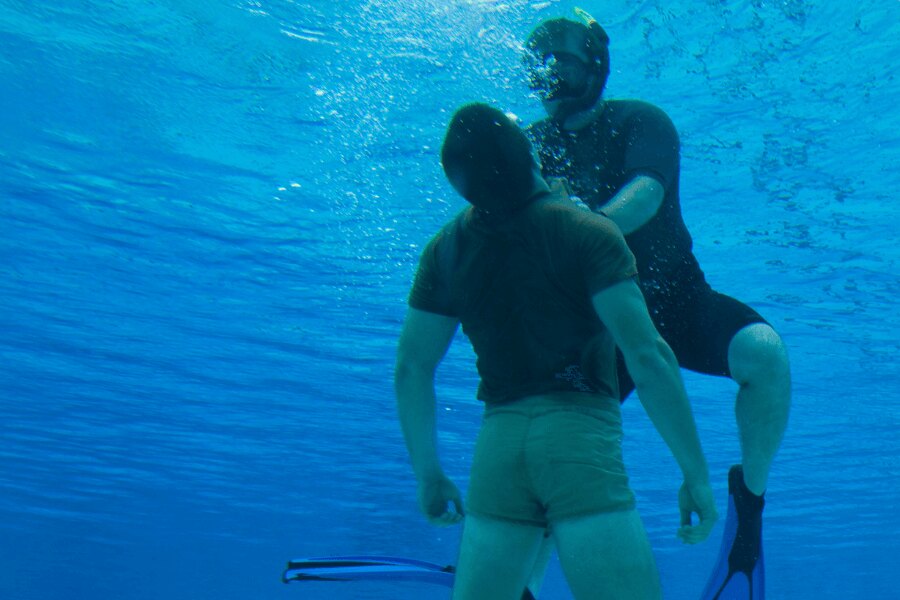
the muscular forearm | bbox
[395,364,443,481]
[628,338,709,483]
[597,175,664,235]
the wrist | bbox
[681,462,710,486]
[414,462,445,483]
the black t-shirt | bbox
[528,99,710,311]
[408,196,637,404]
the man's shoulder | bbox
[422,209,469,251]
[531,198,623,238]
[606,98,661,111]
[606,98,672,124]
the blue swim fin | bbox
[283,554,539,598]
[700,465,765,599]
[282,555,455,586]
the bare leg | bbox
[728,323,792,495]
[553,509,661,600]
[453,514,546,600]
[525,532,554,597]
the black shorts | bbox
[616,289,768,400]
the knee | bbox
[728,324,791,388]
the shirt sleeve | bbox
[575,212,639,296]
[407,233,457,317]
[622,102,680,190]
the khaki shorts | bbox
[466,393,635,527]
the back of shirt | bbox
[409,196,637,404]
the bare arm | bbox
[592,279,717,542]
[395,307,463,524]
[598,175,664,235]
[592,279,706,478]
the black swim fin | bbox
[700,465,765,599]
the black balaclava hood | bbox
[441,103,539,216]
[525,16,610,124]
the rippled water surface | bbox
[1,1,898,599]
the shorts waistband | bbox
[483,392,620,416]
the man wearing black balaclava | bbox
[396,102,716,600]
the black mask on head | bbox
[525,17,610,124]
[441,103,540,217]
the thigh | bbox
[525,532,554,598]
[666,290,769,378]
[553,509,661,600]
[453,514,546,600]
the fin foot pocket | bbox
[699,465,766,600]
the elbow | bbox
[394,356,414,389]
[624,335,676,387]
[394,353,433,390]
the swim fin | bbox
[700,465,765,599]
[282,555,455,586]
[283,554,539,598]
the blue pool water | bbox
[1,1,898,598]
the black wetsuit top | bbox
[529,100,766,387]
[529,99,711,313]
